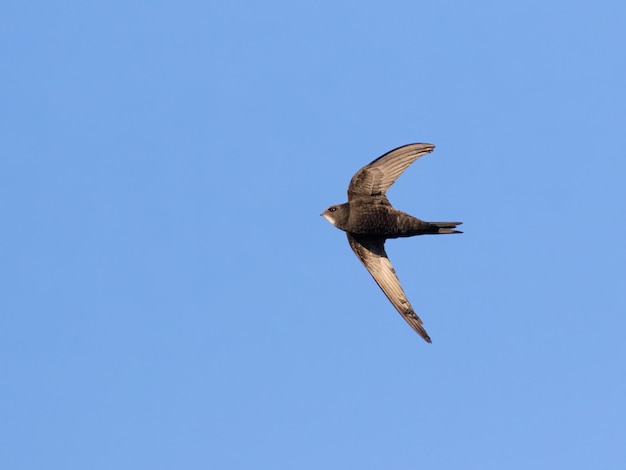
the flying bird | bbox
[321,143,462,343]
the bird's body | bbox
[321,143,462,343]
[325,199,451,238]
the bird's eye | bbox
[329,207,337,212]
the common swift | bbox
[321,143,462,343]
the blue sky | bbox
[2,1,625,468]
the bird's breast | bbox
[348,204,399,235]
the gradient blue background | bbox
[2,1,625,468]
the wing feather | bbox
[347,233,432,343]
[347,143,435,200]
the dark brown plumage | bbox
[321,143,462,343]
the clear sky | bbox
[2,1,625,469]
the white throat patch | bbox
[322,212,337,226]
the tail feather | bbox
[430,221,463,234]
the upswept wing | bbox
[347,233,432,343]
[347,143,435,201]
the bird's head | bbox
[321,203,349,229]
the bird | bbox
[321,143,462,343]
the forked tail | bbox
[428,221,463,234]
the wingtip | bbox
[408,142,435,154]
[413,324,432,343]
